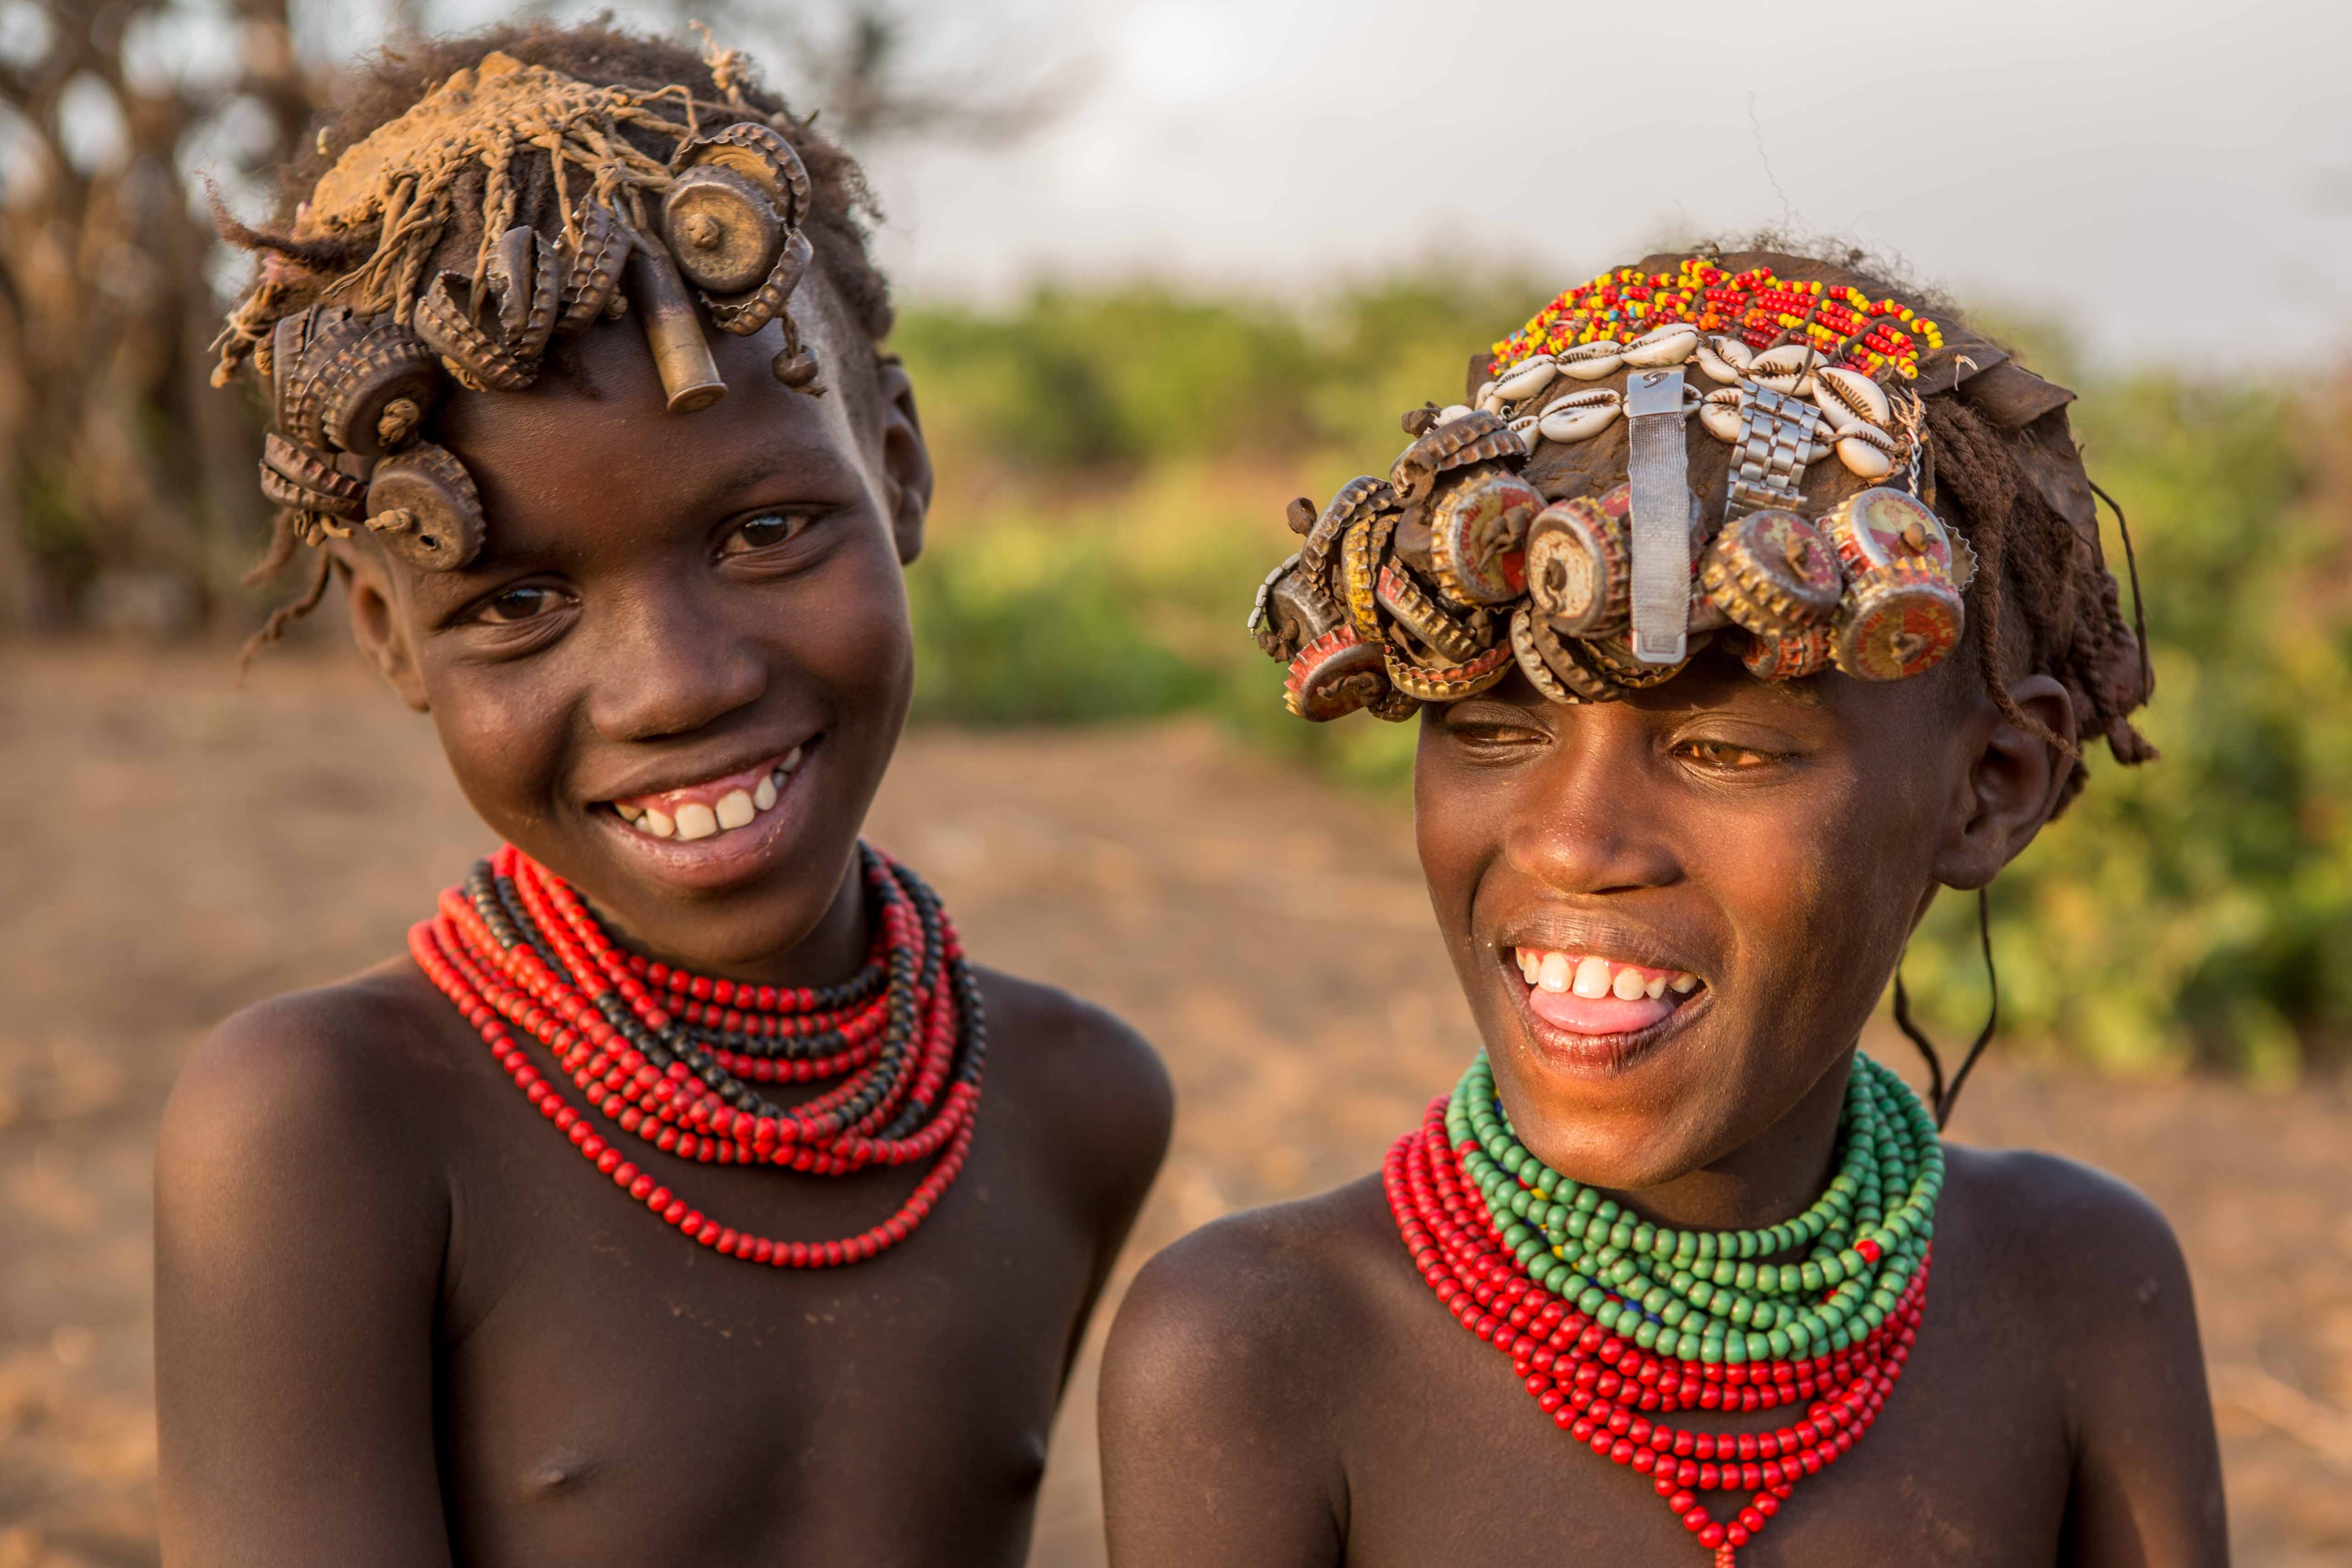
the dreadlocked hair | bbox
[1672,243,2156,812]
[217,20,894,660]
[1921,395,2157,814]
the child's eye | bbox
[725,510,816,553]
[1677,738,1776,771]
[475,584,568,624]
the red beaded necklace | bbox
[1387,1089,1928,1565]
[408,841,983,1266]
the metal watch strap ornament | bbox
[1625,367,1692,664]
[1725,381,1830,519]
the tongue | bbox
[1528,985,1679,1036]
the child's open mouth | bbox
[603,744,806,843]
[1510,946,1705,1037]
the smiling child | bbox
[154,25,1169,1566]
[1099,250,2224,1566]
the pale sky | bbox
[340,0,2352,370]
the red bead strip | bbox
[1385,1096,1925,1561]
[408,842,984,1266]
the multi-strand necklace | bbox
[409,841,984,1266]
[1387,1052,1941,1565]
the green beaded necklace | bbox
[1454,1051,1944,1368]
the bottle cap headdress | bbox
[1250,252,2095,720]
[212,48,822,574]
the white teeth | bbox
[640,807,675,839]
[616,802,644,823]
[1572,955,1612,999]
[1670,972,1699,994]
[1611,966,1646,1001]
[779,745,803,773]
[1537,952,1572,993]
[1644,973,1668,1000]
[715,788,756,830]
[674,802,719,840]
[753,774,778,812]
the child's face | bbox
[1413,652,2051,1186]
[342,290,930,973]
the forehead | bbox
[423,290,876,557]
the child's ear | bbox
[326,537,431,713]
[875,354,932,566]
[1933,672,2077,890]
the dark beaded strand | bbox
[410,842,984,1265]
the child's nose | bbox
[1503,712,1683,898]
[585,587,769,742]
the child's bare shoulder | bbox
[970,965,1172,1207]
[1944,1142,2189,1289]
[158,962,464,1251]
[1105,1176,1410,1434]
[1939,1143,2203,1394]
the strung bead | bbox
[410,842,984,1265]
[1387,1052,1939,1562]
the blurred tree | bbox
[0,0,1086,636]
[0,0,319,631]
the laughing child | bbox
[155,25,1169,1565]
[1100,250,2226,1566]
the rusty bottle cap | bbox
[1823,486,1957,581]
[1700,507,1844,635]
[1382,639,1515,702]
[1515,610,1627,702]
[1427,465,1541,606]
[1739,623,1836,681]
[1285,625,1391,721]
[1524,495,1628,638]
[1832,559,1965,680]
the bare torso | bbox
[1101,1150,2225,1568]
[158,959,1170,1568]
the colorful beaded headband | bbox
[1493,258,1945,384]
[212,45,819,575]
[1248,256,1978,720]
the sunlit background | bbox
[4,2,2351,1565]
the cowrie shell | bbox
[1555,341,1625,381]
[1748,343,1822,396]
[1433,403,1475,426]
[1509,412,1543,452]
[1813,366,1891,433]
[1620,321,1700,367]
[1536,387,1622,444]
[1698,386,1745,442]
[1834,421,1898,479]
[1694,335,1754,385]
[1494,356,1559,403]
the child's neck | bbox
[583,855,877,992]
[1584,1049,1855,1239]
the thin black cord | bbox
[1891,887,2001,1130]
[2087,478,2151,695]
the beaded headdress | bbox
[212,44,822,577]
[1249,251,2107,720]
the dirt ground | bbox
[3,643,2350,1568]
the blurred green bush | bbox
[896,281,2352,1076]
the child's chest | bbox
[1341,1287,2078,1567]
[426,1077,1094,1568]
